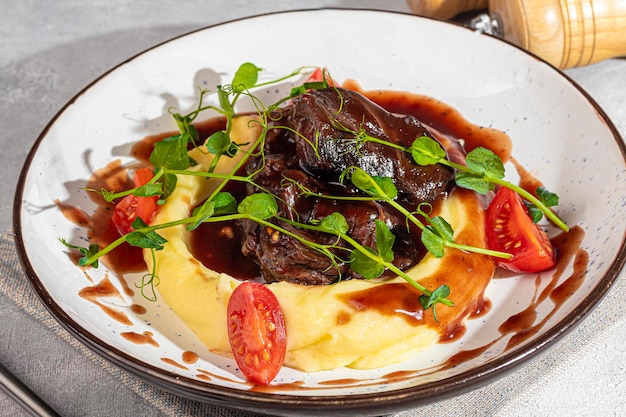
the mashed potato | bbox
[146,116,495,372]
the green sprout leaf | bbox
[150,134,191,171]
[410,135,447,165]
[537,186,559,207]
[231,62,262,93]
[238,193,278,220]
[408,134,567,231]
[429,216,454,242]
[372,176,398,200]
[59,238,101,268]
[212,191,238,215]
[148,134,191,202]
[319,212,350,234]
[133,183,162,197]
[206,131,231,155]
[217,87,233,115]
[525,187,559,223]
[375,220,395,263]
[420,216,454,258]
[346,220,395,279]
[465,147,505,179]
[454,171,491,194]
[188,191,239,231]
[159,172,178,202]
[421,228,445,258]
[173,113,200,145]
[419,284,451,322]
[350,247,385,279]
[289,85,307,98]
[188,199,215,231]
[125,218,167,250]
[126,231,167,250]
[526,202,543,223]
[348,168,398,200]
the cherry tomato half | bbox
[485,187,556,273]
[111,168,158,236]
[227,282,287,385]
[305,67,336,86]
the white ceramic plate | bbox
[14,9,626,416]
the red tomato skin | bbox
[485,187,556,273]
[111,168,158,236]
[306,67,336,86]
[227,282,287,385]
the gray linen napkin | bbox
[1,232,624,417]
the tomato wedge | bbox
[227,282,287,385]
[485,187,556,273]
[305,67,336,86]
[111,168,158,236]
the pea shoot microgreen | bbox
[324,119,567,233]
[59,238,100,268]
[409,136,568,232]
[337,166,512,259]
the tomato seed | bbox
[231,335,243,347]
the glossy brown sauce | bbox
[160,358,188,370]
[470,298,492,319]
[56,160,146,287]
[78,276,132,326]
[250,380,307,393]
[189,171,262,281]
[182,351,200,365]
[502,225,587,350]
[337,190,494,342]
[196,367,244,385]
[130,304,147,314]
[433,226,587,374]
[121,331,159,347]
[299,228,587,390]
[344,80,513,163]
[510,156,545,195]
[339,278,486,344]
[341,283,425,324]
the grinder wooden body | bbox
[491,0,626,68]
[407,0,626,68]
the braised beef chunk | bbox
[283,88,454,204]
[240,219,348,285]
[239,87,455,285]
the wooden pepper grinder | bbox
[406,0,626,68]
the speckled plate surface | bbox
[13,9,626,416]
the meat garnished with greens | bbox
[240,88,455,285]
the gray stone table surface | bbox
[1,1,625,416]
